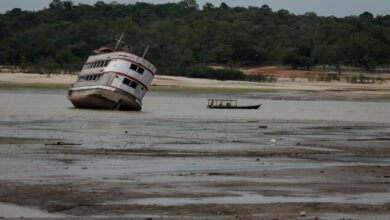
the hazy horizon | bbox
[0,0,389,17]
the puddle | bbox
[116,192,390,206]
[0,156,346,182]
[0,137,53,144]
[320,213,390,220]
[0,202,65,218]
[312,155,390,163]
[295,146,341,152]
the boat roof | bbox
[93,47,117,54]
[94,47,144,58]
[88,47,157,74]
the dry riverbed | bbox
[0,85,390,219]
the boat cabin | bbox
[207,98,262,110]
[207,99,238,108]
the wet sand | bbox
[0,89,390,219]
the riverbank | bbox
[1,72,390,101]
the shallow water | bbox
[115,191,390,206]
[0,89,389,123]
[1,89,390,183]
[0,202,64,218]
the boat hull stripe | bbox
[114,58,155,75]
[70,85,115,91]
[107,71,149,90]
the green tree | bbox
[179,0,198,9]
[0,0,388,76]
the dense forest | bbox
[0,0,389,76]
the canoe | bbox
[207,104,261,109]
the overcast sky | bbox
[0,0,389,17]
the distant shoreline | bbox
[0,72,390,101]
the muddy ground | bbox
[0,89,390,219]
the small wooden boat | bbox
[207,99,261,110]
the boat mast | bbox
[115,32,125,50]
[142,45,150,59]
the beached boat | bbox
[207,99,261,109]
[68,34,157,111]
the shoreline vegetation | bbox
[0,0,389,77]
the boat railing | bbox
[207,99,238,108]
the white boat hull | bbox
[68,87,142,111]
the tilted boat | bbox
[68,34,156,111]
[207,99,261,109]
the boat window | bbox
[130,64,138,71]
[104,60,109,66]
[122,78,131,86]
[93,75,97,80]
[137,67,144,74]
[130,81,138,89]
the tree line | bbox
[0,0,389,76]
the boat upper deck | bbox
[82,47,157,75]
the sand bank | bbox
[1,72,390,100]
